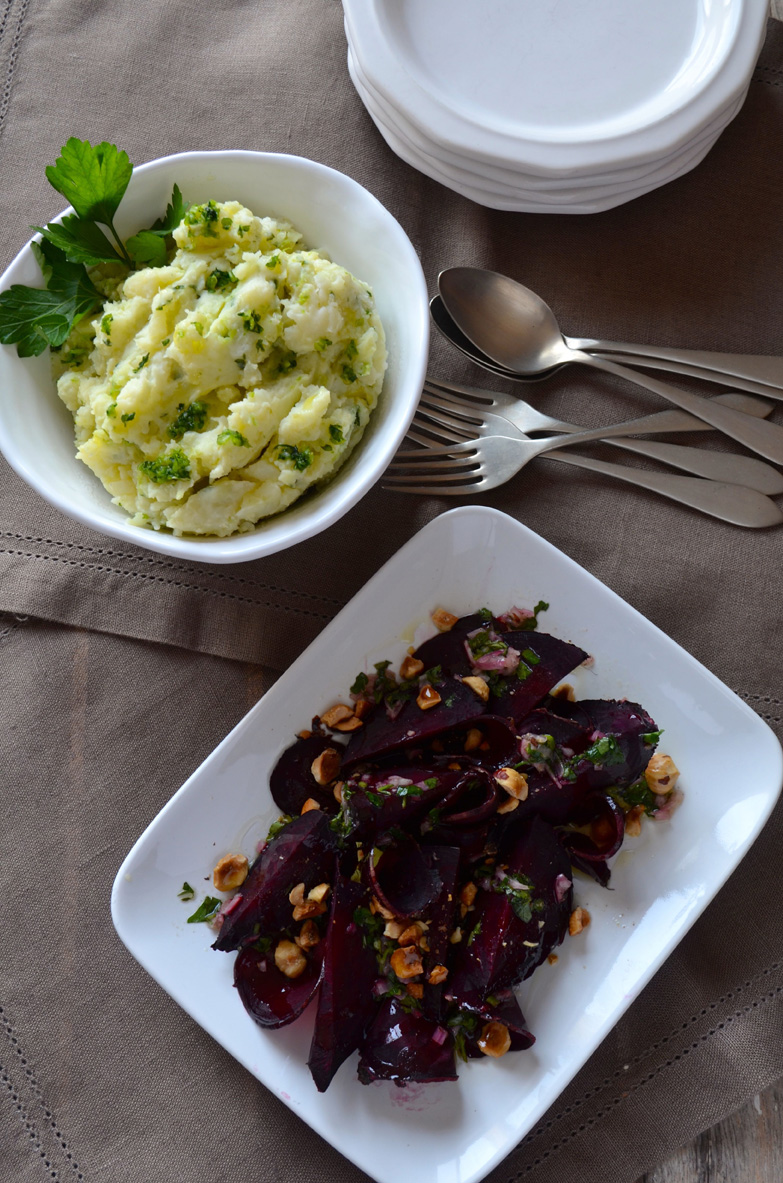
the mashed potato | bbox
[55,200,386,536]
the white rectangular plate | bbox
[112,506,782,1183]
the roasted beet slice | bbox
[516,707,591,754]
[358,998,458,1086]
[429,715,518,769]
[412,613,487,675]
[342,676,485,767]
[437,768,502,827]
[213,811,337,952]
[308,874,378,1092]
[569,699,658,789]
[339,763,462,843]
[419,846,461,1021]
[234,939,324,1029]
[367,835,442,919]
[450,816,573,995]
[448,989,535,1055]
[491,632,589,724]
[269,733,344,815]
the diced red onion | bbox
[496,606,534,628]
[431,1026,448,1045]
[652,788,684,822]
[554,874,572,902]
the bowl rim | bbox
[0,148,429,564]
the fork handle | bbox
[545,451,783,528]
[573,351,783,464]
[569,338,783,392]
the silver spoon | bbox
[438,268,783,464]
[430,295,783,401]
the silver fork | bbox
[385,429,783,528]
[416,392,783,495]
[420,379,782,494]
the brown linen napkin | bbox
[1,3,783,1182]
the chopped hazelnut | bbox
[462,675,490,703]
[464,727,483,752]
[406,983,424,999]
[320,703,354,729]
[624,805,645,838]
[307,882,331,903]
[494,767,529,800]
[552,683,575,702]
[293,898,328,922]
[369,895,396,920]
[296,920,321,949]
[547,953,559,966]
[427,964,448,985]
[417,684,442,710]
[297,729,312,739]
[432,608,459,632]
[274,939,307,979]
[333,715,363,732]
[398,923,425,947]
[353,699,372,720]
[569,906,591,936]
[400,655,424,680]
[333,781,344,804]
[477,1021,511,1058]
[384,919,405,940]
[460,882,477,908]
[300,797,322,814]
[497,797,520,815]
[644,753,680,795]
[390,945,424,980]
[212,852,249,893]
[310,746,341,786]
[288,882,306,906]
[449,926,463,944]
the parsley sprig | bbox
[0,138,189,357]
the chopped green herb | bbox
[643,730,663,746]
[168,400,208,439]
[521,648,540,666]
[266,814,294,842]
[276,349,297,374]
[240,310,263,334]
[217,428,250,447]
[329,424,344,443]
[350,671,369,695]
[177,882,195,901]
[133,353,149,372]
[205,268,238,293]
[276,443,313,471]
[221,217,233,230]
[342,364,357,383]
[265,254,280,269]
[314,336,332,352]
[161,337,170,346]
[106,402,117,418]
[467,920,482,946]
[186,896,221,924]
[101,312,113,337]
[121,411,135,423]
[345,339,358,359]
[139,447,190,484]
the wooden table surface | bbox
[636,10,783,1181]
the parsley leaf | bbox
[178,882,195,901]
[0,241,102,357]
[32,213,123,266]
[125,230,167,268]
[46,138,132,224]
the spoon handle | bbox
[590,353,783,402]
[570,338,783,392]
[544,452,783,529]
[575,351,783,464]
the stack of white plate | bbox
[343,0,769,214]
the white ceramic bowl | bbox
[0,150,429,563]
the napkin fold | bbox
[1,4,782,1183]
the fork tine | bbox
[416,401,480,435]
[394,439,480,461]
[410,415,471,445]
[388,451,481,473]
[384,481,485,496]
[384,469,482,485]
[423,377,496,405]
